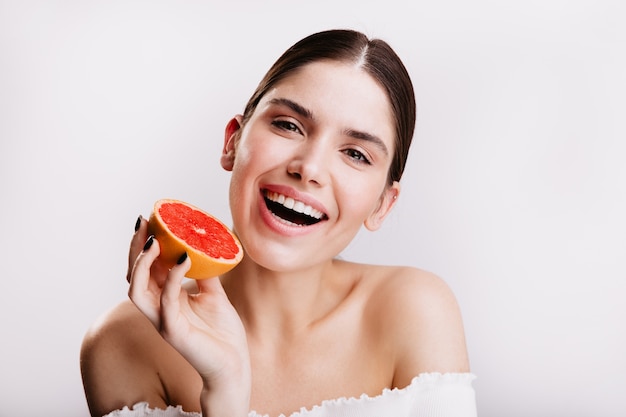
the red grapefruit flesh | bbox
[147,199,243,279]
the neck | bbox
[221,257,348,340]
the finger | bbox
[160,252,191,337]
[128,235,161,326]
[129,235,159,292]
[195,273,227,296]
[127,215,149,282]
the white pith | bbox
[264,190,325,219]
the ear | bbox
[364,181,400,231]
[220,116,243,171]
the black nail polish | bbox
[177,252,188,265]
[143,235,154,251]
[134,216,142,232]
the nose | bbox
[286,139,330,186]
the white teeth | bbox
[293,201,305,213]
[265,191,324,219]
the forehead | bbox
[259,61,395,147]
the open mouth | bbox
[263,190,327,226]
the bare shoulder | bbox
[80,300,198,416]
[361,265,470,387]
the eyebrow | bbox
[268,97,389,156]
[344,128,389,156]
[268,98,313,120]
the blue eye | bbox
[343,149,371,164]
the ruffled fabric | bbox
[103,402,198,417]
[103,372,477,417]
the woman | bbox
[81,29,476,417]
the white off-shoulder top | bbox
[103,373,477,417]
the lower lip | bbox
[257,191,325,237]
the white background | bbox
[1,1,625,416]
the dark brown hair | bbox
[241,29,416,184]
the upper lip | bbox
[261,184,329,220]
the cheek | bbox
[234,132,282,171]
[229,140,259,187]
[228,139,275,210]
[228,150,253,212]
[337,177,386,220]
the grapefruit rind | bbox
[147,199,243,279]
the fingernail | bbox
[176,252,188,265]
[143,235,154,251]
[134,216,142,232]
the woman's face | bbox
[222,60,400,272]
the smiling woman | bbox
[80,29,477,417]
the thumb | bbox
[195,273,227,296]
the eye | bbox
[271,119,302,134]
[342,148,371,165]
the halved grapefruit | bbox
[147,199,243,279]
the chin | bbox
[240,240,333,274]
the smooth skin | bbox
[81,61,470,417]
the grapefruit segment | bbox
[147,199,243,279]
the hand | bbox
[126,216,169,285]
[127,225,251,415]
